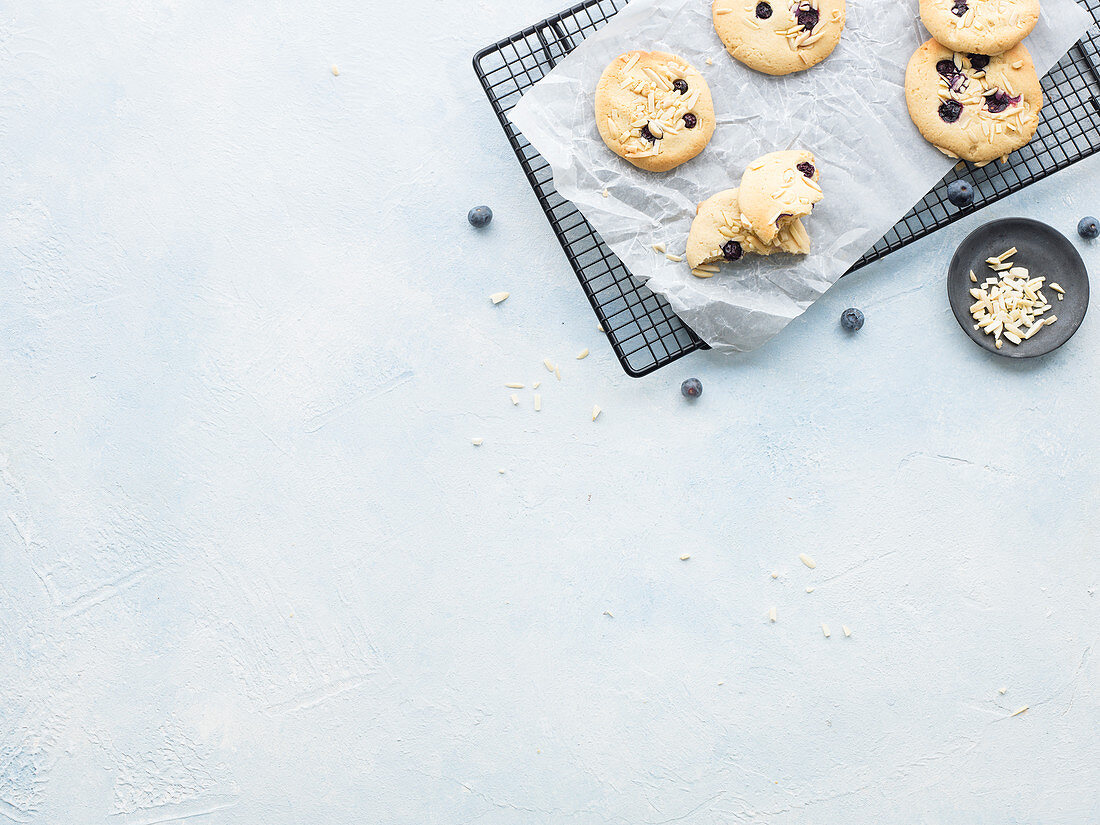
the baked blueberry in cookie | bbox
[595,51,716,172]
[713,0,846,76]
[905,39,1043,165]
[920,0,1038,55]
[685,188,812,273]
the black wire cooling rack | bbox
[474,0,1100,376]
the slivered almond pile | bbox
[969,247,1059,349]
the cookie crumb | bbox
[490,292,510,304]
[592,404,602,422]
[799,553,816,569]
[576,349,589,360]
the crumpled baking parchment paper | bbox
[508,0,1093,351]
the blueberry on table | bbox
[1078,216,1099,239]
[468,205,493,227]
[840,308,864,331]
[681,378,703,398]
[947,179,974,207]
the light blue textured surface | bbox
[0,2,1097,823]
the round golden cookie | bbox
[905,39,1042,165]
[919,0,1039,56]
[712,0,846,76]
[594,51,716,172]
[738,150,822,244]
[686,188,811,272]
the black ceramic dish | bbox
[947,217,1090,358]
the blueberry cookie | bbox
[686,188,811,270]
[905,39,1042,165]
[712,0,846,76]
[738,150,822,243]
[919,0,1039,56]
[594,51,716,172]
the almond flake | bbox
[805,586,815,593]
[554,367,561,381]
[331,65,339,76]
[543,359,556,372]
[1049,282,1065,294]
[652,242,667,253]
[534,393,541,411]
[490,291,510,304]
[471,438,483,446]
[505,382,524,389]
[665,252,684,262]
[799,553,816,569]
[602,188,609,198]
[680,554,690,561]
[592,404,602,421]
[842,625,851,637]
[532,381,541,389]
[999,687,1007,694]
[821,623,831,638]
[576,349,589,360]
[510,394,519,405]
[1009,706,1028,717]
[768,606,777,622]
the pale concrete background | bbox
[0,1,1097,823]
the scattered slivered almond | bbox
[554,367,562,381]
[601,188,609,198]
[603,610,614,617]
[592,404,602,422]
[505,382,524,389]
[822,623,831,638]
[770,571,779,579]
[652,243,667,254]
[543,358,556,372]
[490,292,510,304]
[471,438,483,446]
[768,606,777,622]
[805,586,814,593]
[665,253,684,262]
[691,269,715,279]
[842,625,851,637]
[331,65,339,76]
[533,381,541,389]
[799,553,816,569]
[498,469,505,474]
[1010,705,1029,717]
[597,323,605,332]
[680,554,690,561]
[576,349,589,360]
[534,393,541,411]
[706,57,714,65]
[510,394,519,405]
[695,263,721,273]
[999,686,1008,695]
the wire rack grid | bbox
[474,0,1100,376]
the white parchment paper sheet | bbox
[509,0,1092,351]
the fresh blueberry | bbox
[1079,216,1100,240]
[681,378,703,398]
[796,6,819,30]
[722,240,743,261]
[984,89,1020,113]
[968,54,990,70]
[946,179,974,207]
[468,205,493,228]
[938,99,963,123]
[673,79,689,94]
[755,2,773,19]
[840,307,865,332]
[936,59,959,78]
[640,124,656,142]
[796,161,815,178]
[951,0,969,16]
[682,112,697,129]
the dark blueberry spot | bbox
[951,0,968,16]
[840,308,865,332]
[467,205,493,228]
[640,124,656,142]
[673,78,688,95]
[984,89,1020,113]
[722,240,743,261]
[946,179,974,207]
[682,112,697,129]
[936,59,959,78]
[968,54,990,70]
[796,161,815,178]
[681,378,703,399]
[755,2,773,19]
[795,6,819,30]
[938,99,963,123]
[1078,216,1100,239]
